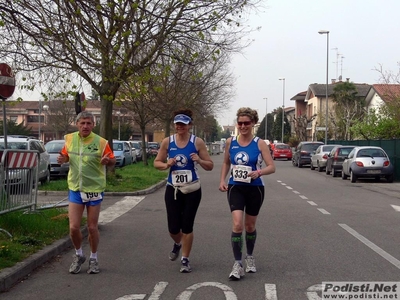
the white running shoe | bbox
[229,262,244,280]
[245,255,256,273]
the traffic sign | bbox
[0,63,16,99]
[316,127,326,131]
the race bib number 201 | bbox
[80,192,103,202]
[232,165,252,183]
[171,170,193,186]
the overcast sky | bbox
[219,0,400,126]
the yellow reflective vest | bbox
[64,132,108,192]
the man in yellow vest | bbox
[57,111,116,274]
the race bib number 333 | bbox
[232,165,252,183]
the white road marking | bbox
[286,186,293,190]
[176,282,237,300]
[339,223,400,269]
[317,208,330,215]
[391,205,400,212]
[281,183,287,186]
[299,195,308,200]
[99,196,145,224]
[293,190,300,194]
[265,284,278,300]
[307,201,318,206]
[148,282,169,300]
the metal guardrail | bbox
[0,149,39,216]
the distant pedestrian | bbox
[57,111,116,274]
[154,109,214,273]
[219,107,275,280]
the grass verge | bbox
[0,208,72,270]
[39,158,168,192]
[0,158,167,271]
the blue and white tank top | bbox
[228,136,264,186]
[167,134,199,186]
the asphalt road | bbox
[2,154,400,299]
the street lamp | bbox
[318,29,329,144]
[38,100,48,140]
[116,111,121,140]
[263,97,268,140]
[279,78,285,143]
[42,105,49,142]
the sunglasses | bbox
[237,121,252,126]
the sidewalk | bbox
[0,180,166,292]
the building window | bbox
[9,116,18,123]
[27,115,44,123]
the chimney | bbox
[346,78,350,82]
[331,79,336,84]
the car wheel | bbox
[317,162,322,172]
[341,170,348,180]
[40,168,51,185]
[350,170,357,183]
[297,159,302,168]
[122,158,126,166]
[325,166,330,175]
[310,162,315,170]
[386,174,394,183]
[292,158,297,167]
[273,156,276,160]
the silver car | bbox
[45,140,69,178]
[0,137,51,192]
[341,146,394,183]
[310,144,341,172]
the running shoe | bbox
[229,262,244,280]
[169,243,182,261]
[245,255,256,273]
[180,258,192,273]
[87,258,100,274]
[69,254,86,274]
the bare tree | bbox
[0,0,261,143]
[43,100,77,139]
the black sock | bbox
[231,232,243,262]
[246,230,257,256]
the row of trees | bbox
[0,0,262,164]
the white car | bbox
[0,137,51,192]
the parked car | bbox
[341,146,394,183]
[292,141,324,168]
[310,144,340,172]
[44,140,69,178]
[325,145,356,177]
[0,137,51,189]
[272,143,292,160]
[147,142,160,157]
[113,141,134,167]
[128,141,143,161]
[122,141,137,163]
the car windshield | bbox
[357,149,385,158]
[45,142,64,153]
[113,143,123,151]
[323,145,335,151]
[303,144,322,151]
[0,142,27,150]
[276,144,290,149]
[131,142,139,148]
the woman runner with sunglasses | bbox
[219,107,275,280]
[154,109,214,273]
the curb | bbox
[0,180,167,292]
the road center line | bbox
[339,223,400,270]
[307,201,318,206]
[317,208,331,214]
[299,195,308,200]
